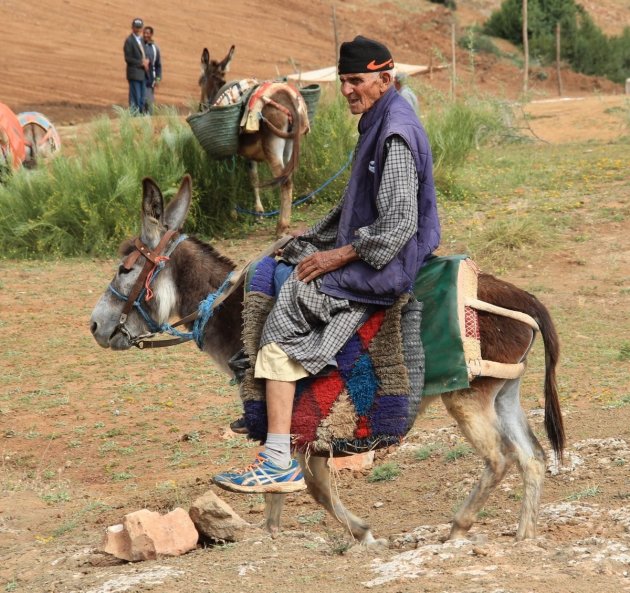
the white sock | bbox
[263,433,292,468]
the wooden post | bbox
[451,19,457,100]
[332,6,339,71]
[555,21,563,96]
[522,0,529,95]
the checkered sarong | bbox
[261,136,419,374]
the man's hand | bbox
[143,58,149,71]
[296,245,359,283]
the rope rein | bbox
[235,149,354,218]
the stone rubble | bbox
[189,490,259,542]
[102,508,198,562]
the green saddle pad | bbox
[414,255,470,396]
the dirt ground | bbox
[1,115,630,592]
[1,1,630,591]
[1,209,630,593]
[1,0,627,125]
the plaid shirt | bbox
[260,136,418,374]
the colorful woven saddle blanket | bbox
[213,79,309,135]
[238,254,536,455]
[240,81,310,135]
[239,256,424,455]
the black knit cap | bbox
[338,35,394,75]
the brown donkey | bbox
[199,46,309,237]
[90,177,565,546]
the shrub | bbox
[429,0,457,9]
[458,26,501,56]
[367,462,401,482]
[483,0,630,84]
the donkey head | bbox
[89,176,192,350]
[198,45,236,109]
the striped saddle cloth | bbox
[238,256,423,455]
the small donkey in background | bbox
[198,46,309,236]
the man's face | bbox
[143,28,152,43]
[339,72,390,115]
[133,26,142,37]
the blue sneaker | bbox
[213,452,306,494]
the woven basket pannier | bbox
[299,84,321,125]
[186,101,243,159]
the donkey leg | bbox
[494,378,546,540]
[263,493,285,538]
[264,136,292,237]
[441,380,513,540]
[297,454,385,546]
[276,178,293,238]
[277,138,294,238]
[247,160,264,217]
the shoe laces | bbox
[238,453,266,474]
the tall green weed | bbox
[421,92,515,199]
[0,100,355,258]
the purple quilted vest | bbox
[320,86,440,306]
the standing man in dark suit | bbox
[123,18,149,114]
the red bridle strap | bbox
[118,230,178,322]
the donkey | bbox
[90,176,565,545]
[198,46,308,237]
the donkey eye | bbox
[118,265,131,275]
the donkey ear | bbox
[164,175,192,231]
[219,45,235,72]
[201,48,210,66]
[141,177,164,247]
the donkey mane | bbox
[186,235,237,269]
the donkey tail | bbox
[479,273,565,459]
[523,293,565,459]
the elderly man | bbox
[213,35,440,494]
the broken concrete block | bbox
[189,490,257,542]
[102,508,198,561]
[329,451,375,472]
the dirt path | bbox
[523,95,630,144]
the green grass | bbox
[565,486,601,501]
[297,510,326,525]
[444,444,472,463]
[414,444,438,461]
[618,342,630,361]
[367,462,401,482]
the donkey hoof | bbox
[359,532,389,549]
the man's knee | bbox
[255,343,308,381]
